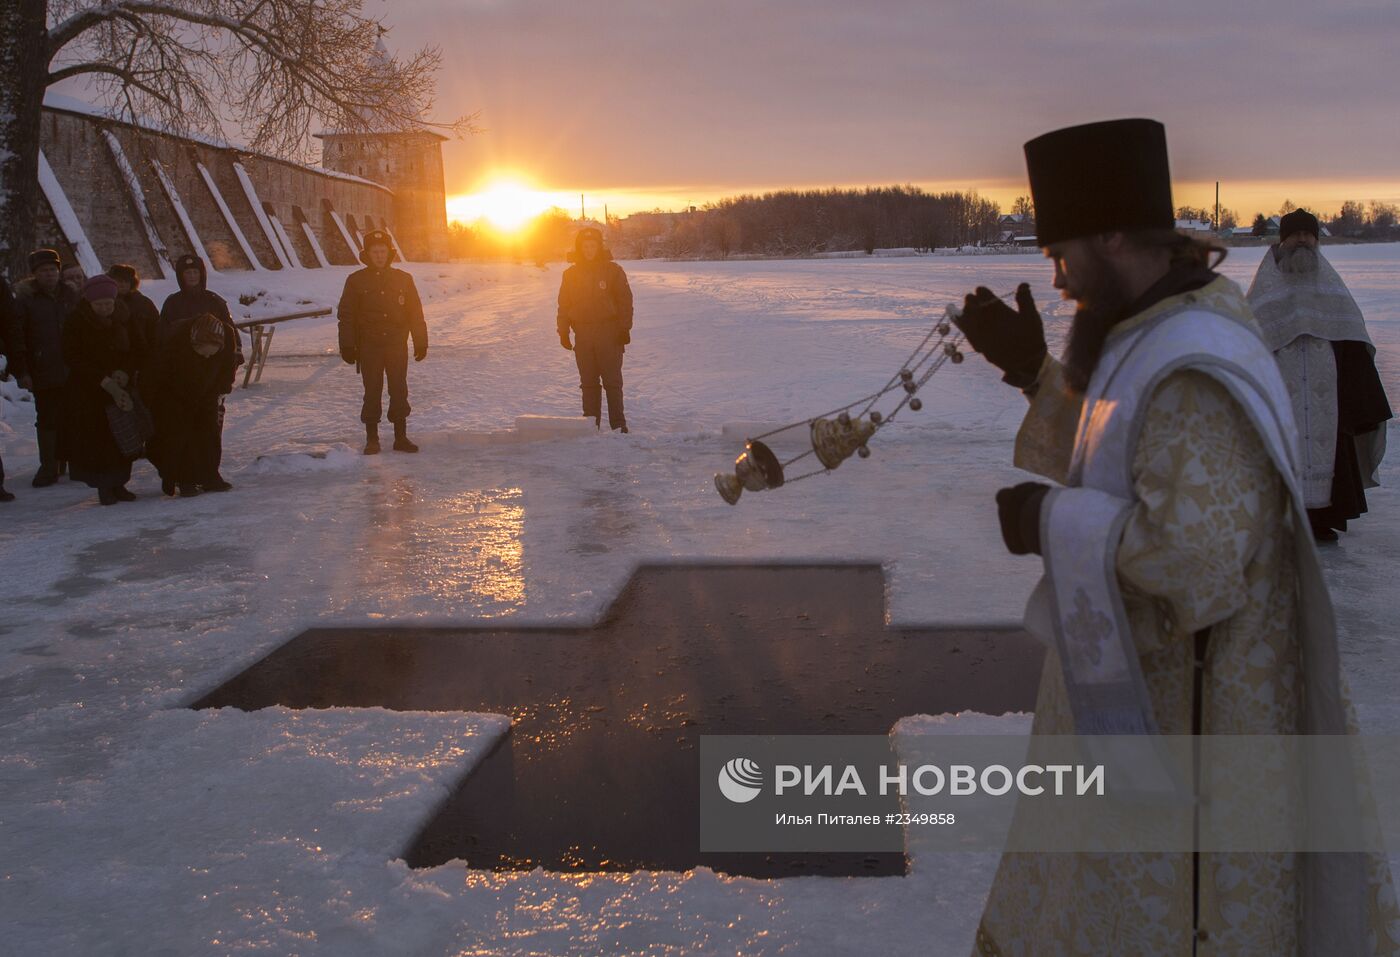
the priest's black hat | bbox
[1024,118,1175,246]
[1279,208,1320,242]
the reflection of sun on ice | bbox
[447,177,560,233]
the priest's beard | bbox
[1277,244,1320,275]
[1062,249,1134,394]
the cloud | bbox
[377,0,1400,195]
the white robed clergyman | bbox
[1246,208,1392,542]
[953,118,1399,957]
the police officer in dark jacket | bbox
[557,227,632,432]
[159,254,243,491]
[337,230,428,454]
[12,248,81,486]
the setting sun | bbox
[447,177,567,232]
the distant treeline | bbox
[614,187,1004,259]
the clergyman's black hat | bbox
[1279,209,1320,242]
[1024,118,1175,246]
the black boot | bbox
[162,479,177,497]
[32,429,59,487]
[178,484,201,498]
[364,423,381,455]
[605,387,626,434]
[392,421,419,453]
[201,475,233,493]
[114,486,136,502]
[0,484,13,503]
[98,487,119,506]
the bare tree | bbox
[0,0,477,277]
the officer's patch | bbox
[398,295,406,305]
[598,281,608,290]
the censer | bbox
[715,301,972,505]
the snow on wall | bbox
[37,150,103,278]
[43,92,394,195]
[300,221,332,269]
[197,162,265,271]
[232,163,292,270]
[102,130,173,279]
[385,228,409,264]
[268,214,304,269]
[152,161,216,274]
[328,209,360,260]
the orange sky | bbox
[445,174,1400,227]
[402,1,1400,226]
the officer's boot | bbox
[364,423,381,455]
[392,421,419,453]
[32,429,59,487]
[605,387,627,433]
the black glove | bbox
[340,347,357,366]
[953,283,1047,389]
[995,482,1051,556]
[620,328,631,346]
[415,343,428,362]
[560,333,573,351]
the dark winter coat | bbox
[146,318,238,484]
[556,253,633,341]
[159,257,243,391]
[336,257,427,360]
[0,277,14,373]
[11,277,81,389]
[60,300,142,475]
[119,290,161,364]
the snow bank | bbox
[247,444,362,475]
[513,414,598,437]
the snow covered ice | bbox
[2,246,1399,954]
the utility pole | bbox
[1215,181,1220,232]
[580,193,585,221]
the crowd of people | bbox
[0,249,243,505]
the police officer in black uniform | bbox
[337,231,428,454]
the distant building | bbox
[1175,218,1215,234]
[997,213,1036,245]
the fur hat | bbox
[82,275,119,302]
[107,263,140,289]
[190,313,226,350]
[28,248,61,272]
[1279,209,1321,243]
[358,230,398,266]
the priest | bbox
[1246,209,1392,542]
[954,119,1397,955]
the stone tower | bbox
[315,40,451,262]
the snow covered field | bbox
[2,245,1398,955]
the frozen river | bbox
[2,245,1398,954]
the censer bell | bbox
[714,440,785,505]
[810,415,877,470]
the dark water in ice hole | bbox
[193,564,1043,878]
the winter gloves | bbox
[954,283,1047,390]
[995,481,1051,556]
[340,344,357,365]
[559,333,573,351]
[415,343,428,362]
[101,375,134,412]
